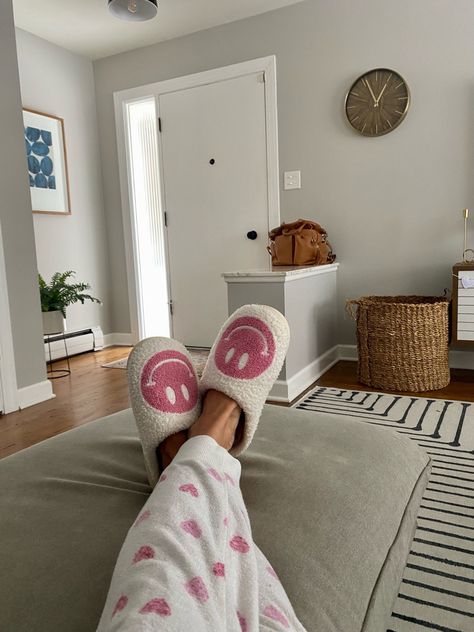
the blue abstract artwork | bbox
[23,109,70,214]
[24,126,56,190]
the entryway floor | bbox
[0,346,131,459]
[1,351,473,459]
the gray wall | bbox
[0,1,46,389]
[94,0,474,344]
[16,29,111,334]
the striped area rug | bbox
[296,387,474,632]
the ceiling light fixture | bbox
[108,0,158,22]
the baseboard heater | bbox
[44,326,104,362]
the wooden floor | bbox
[0,346,131,459]
[1,350,473,459]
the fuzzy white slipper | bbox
[200,304,290,456]
[127,338,201,487]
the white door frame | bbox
[0,221,19,413]
[114,55,280,344]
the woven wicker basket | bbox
[347,296,450,392]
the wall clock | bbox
[345,68,410,137]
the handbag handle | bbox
[281,219,325,236]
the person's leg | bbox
[192,394,306,631]
[191,392,308,631]
[99,306,306,630]
[97,391,259,632]
[98,390,308,632]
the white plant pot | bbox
[42,310,66,335]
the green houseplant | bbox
[39,271,101,335]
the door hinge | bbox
[164,211,168,227]
[158,117,162,132]
[169,300,173,315]
[258,72,266,84]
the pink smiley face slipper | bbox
[127,338,201,487]
[200,304,290,456]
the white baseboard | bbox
[17,379,55,410]
[338,344,358,361]
[103,333,134,347]
[269,345,340,403]
[336,344,474,370]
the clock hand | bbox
[364,79,378,106]
[376,73,392,104]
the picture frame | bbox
[22,108,71,215]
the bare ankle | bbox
[188,390,241,451]
[157,430,187,469]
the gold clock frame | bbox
[344,68,411,137]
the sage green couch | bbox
[0,405,430,631]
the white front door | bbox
[159,71,274,347]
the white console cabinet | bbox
[223,263,339,403]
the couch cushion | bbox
[243,405,430,632]
[0,405,429,631]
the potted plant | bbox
[39,271,101,335]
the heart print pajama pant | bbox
[97,434,307,632]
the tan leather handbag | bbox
[267,219,336,266]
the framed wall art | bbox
[23,108,71,215]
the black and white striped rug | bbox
[296,387,474,632]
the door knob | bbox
[247,230,258,240]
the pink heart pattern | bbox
[185,576,209,603]
[134,509,151,527]
[207,468,223,482]
[266,565,279,580]
[229,535,250,554]
[159,473,167,484]
[133,545,155,564]
[181,519,202,539]
[237,611,248,632]
[179,483,199,497]
[212,562,225,577]
[139,598,172,617]
[264,605,290,628]
[224,473,235,486]
[223,516,229,526]
[111,595,128,618]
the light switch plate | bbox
[284,170,301,190]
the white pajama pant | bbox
[97,436,307,632]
